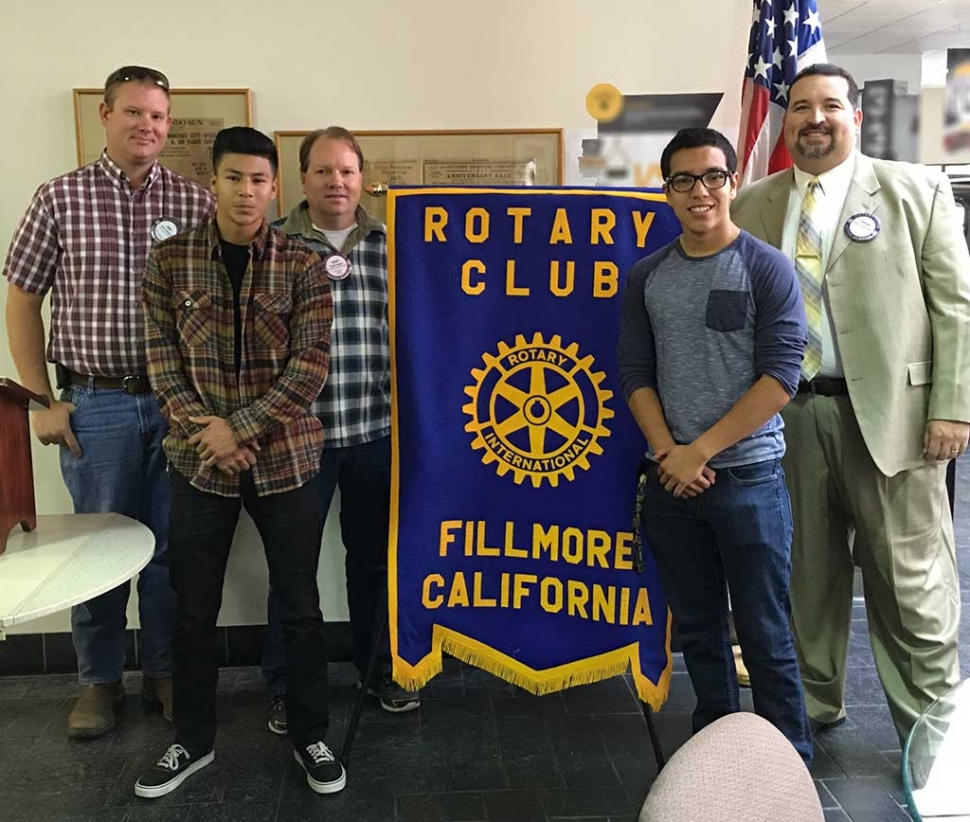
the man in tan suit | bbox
[733,63,969,744]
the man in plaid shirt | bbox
[3,66,214,738]
[136,127,344,799]
[260,127,418,736]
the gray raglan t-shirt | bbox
[617,230,807,468]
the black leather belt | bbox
[797,377,848,396]
[68,370,151,395]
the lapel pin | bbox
[324,253,352,280]
[844,212,880,243]
[151,218,179,243]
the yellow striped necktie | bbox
[795,178,824,381]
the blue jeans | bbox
[262,436,392,695]
[60,385,175,684]
[641,457,813,765]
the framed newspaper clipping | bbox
[73,88,253,188]
[274,128,564,222]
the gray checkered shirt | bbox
[275,203,390,448]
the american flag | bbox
[738,0,826,185]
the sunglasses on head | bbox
[104,66,170,93]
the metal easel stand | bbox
[340,596,388,767]
[642,699,666,770]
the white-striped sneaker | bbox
[134,743,214,798]
[293,740,346,794]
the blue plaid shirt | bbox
[275,203,390,448]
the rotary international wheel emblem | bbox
[462,332,614,488]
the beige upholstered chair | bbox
[639,712,823,822]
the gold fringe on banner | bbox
[393,616,673,712]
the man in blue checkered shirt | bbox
[261,127,419,734]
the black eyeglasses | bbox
[665,169,731,193]
[104,66,170,93]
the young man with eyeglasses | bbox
[136,127,343,798]
[3,66,213,738]
[617,127,813,764]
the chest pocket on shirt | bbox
[253,291,292,350]
[705,289,749,332]
[176,290,213,347]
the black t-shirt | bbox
[220,240,249,377]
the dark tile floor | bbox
[0,463,966,822]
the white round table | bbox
[0,513,155,628]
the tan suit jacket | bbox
[733,153,970,476]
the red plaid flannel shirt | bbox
[3,152,214,375]
[144,217,333,497]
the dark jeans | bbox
[262,436,392,695]
[169,468,329,752]
[642,457,813,765]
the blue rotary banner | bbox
[387,188,681,707]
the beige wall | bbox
[0,0,752,633]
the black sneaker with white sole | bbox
[294,741,346,794]
[358,673,421,713]
[267,695,287,735]
[134,743,214,798]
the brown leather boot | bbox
[67,682,124,738]
[142,677,173,722]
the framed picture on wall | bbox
[73,88,253,188]
[274,129,564,223]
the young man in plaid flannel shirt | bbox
[135,127,344,798]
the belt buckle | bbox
[123,375,146,395]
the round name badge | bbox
[844,212,880,243]
[324,254,352,280]
[151,218,179,242]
